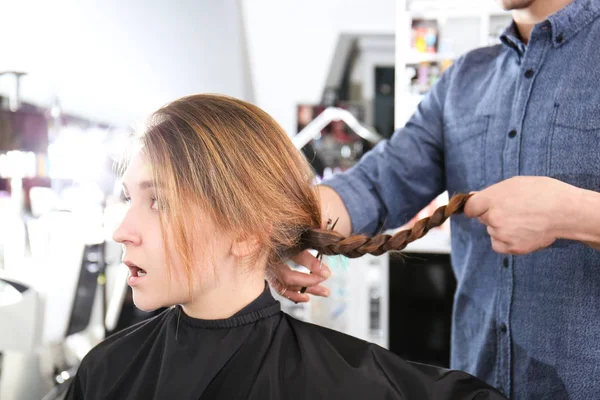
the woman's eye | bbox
[151,197,166,211]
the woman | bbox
[65,94,505,399]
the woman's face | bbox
[112,151,232,311]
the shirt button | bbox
[556,33,564,43]
[503,257,509,268]
[508,130,517,138]
[524,69,534,78]
[500,323,508,333]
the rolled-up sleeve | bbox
[322,61,456,236]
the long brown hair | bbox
[136,94,469,286]
[140,94,320,286]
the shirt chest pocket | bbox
[547,103,600,192]
[444,116,490,193]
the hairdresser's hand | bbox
[464,176,579,255]
[268,252,331,303]
[268,185,349,302]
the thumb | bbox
[463,191,489,218]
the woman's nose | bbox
[112,207,141,246]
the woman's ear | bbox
[230,233,261,258]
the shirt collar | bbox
[500,21,526,57]
[547,0,600,46]
[500,0,600,54]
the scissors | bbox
[300,217,338,294]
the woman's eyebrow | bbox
[138,180,155,190]
[121,180,155,193]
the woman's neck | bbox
[181,266,267,320]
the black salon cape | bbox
[65,285,506,399]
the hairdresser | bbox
[270,0,600,398]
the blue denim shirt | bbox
[323,1,600,398]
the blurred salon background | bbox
[0,1,510,398]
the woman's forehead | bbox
[122,151,153,190]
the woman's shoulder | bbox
[280,314,506,399]
[283,314,379,355]
[79,307,174,371]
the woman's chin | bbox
[132,294,163,312]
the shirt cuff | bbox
[321,173,384,236]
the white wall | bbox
[0,0,395,131]
[0,0,252,127]
[241,0,395,136]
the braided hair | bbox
[300,193,472,258]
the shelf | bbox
[410,10,510,20]
[396,2,511,129]
[408,3,510,20]
[405,51,453,65]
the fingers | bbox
[286,291,310,303]
[491,238,511,254]
[269,257,327,287]
[267,259,332,304]
[281,268,328,287]
[269,275,310,303]
[486,225,512,254]
[303,284,330,297]
[464,192,490,219]
[292,250,331,279]
[269,275,329,303]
